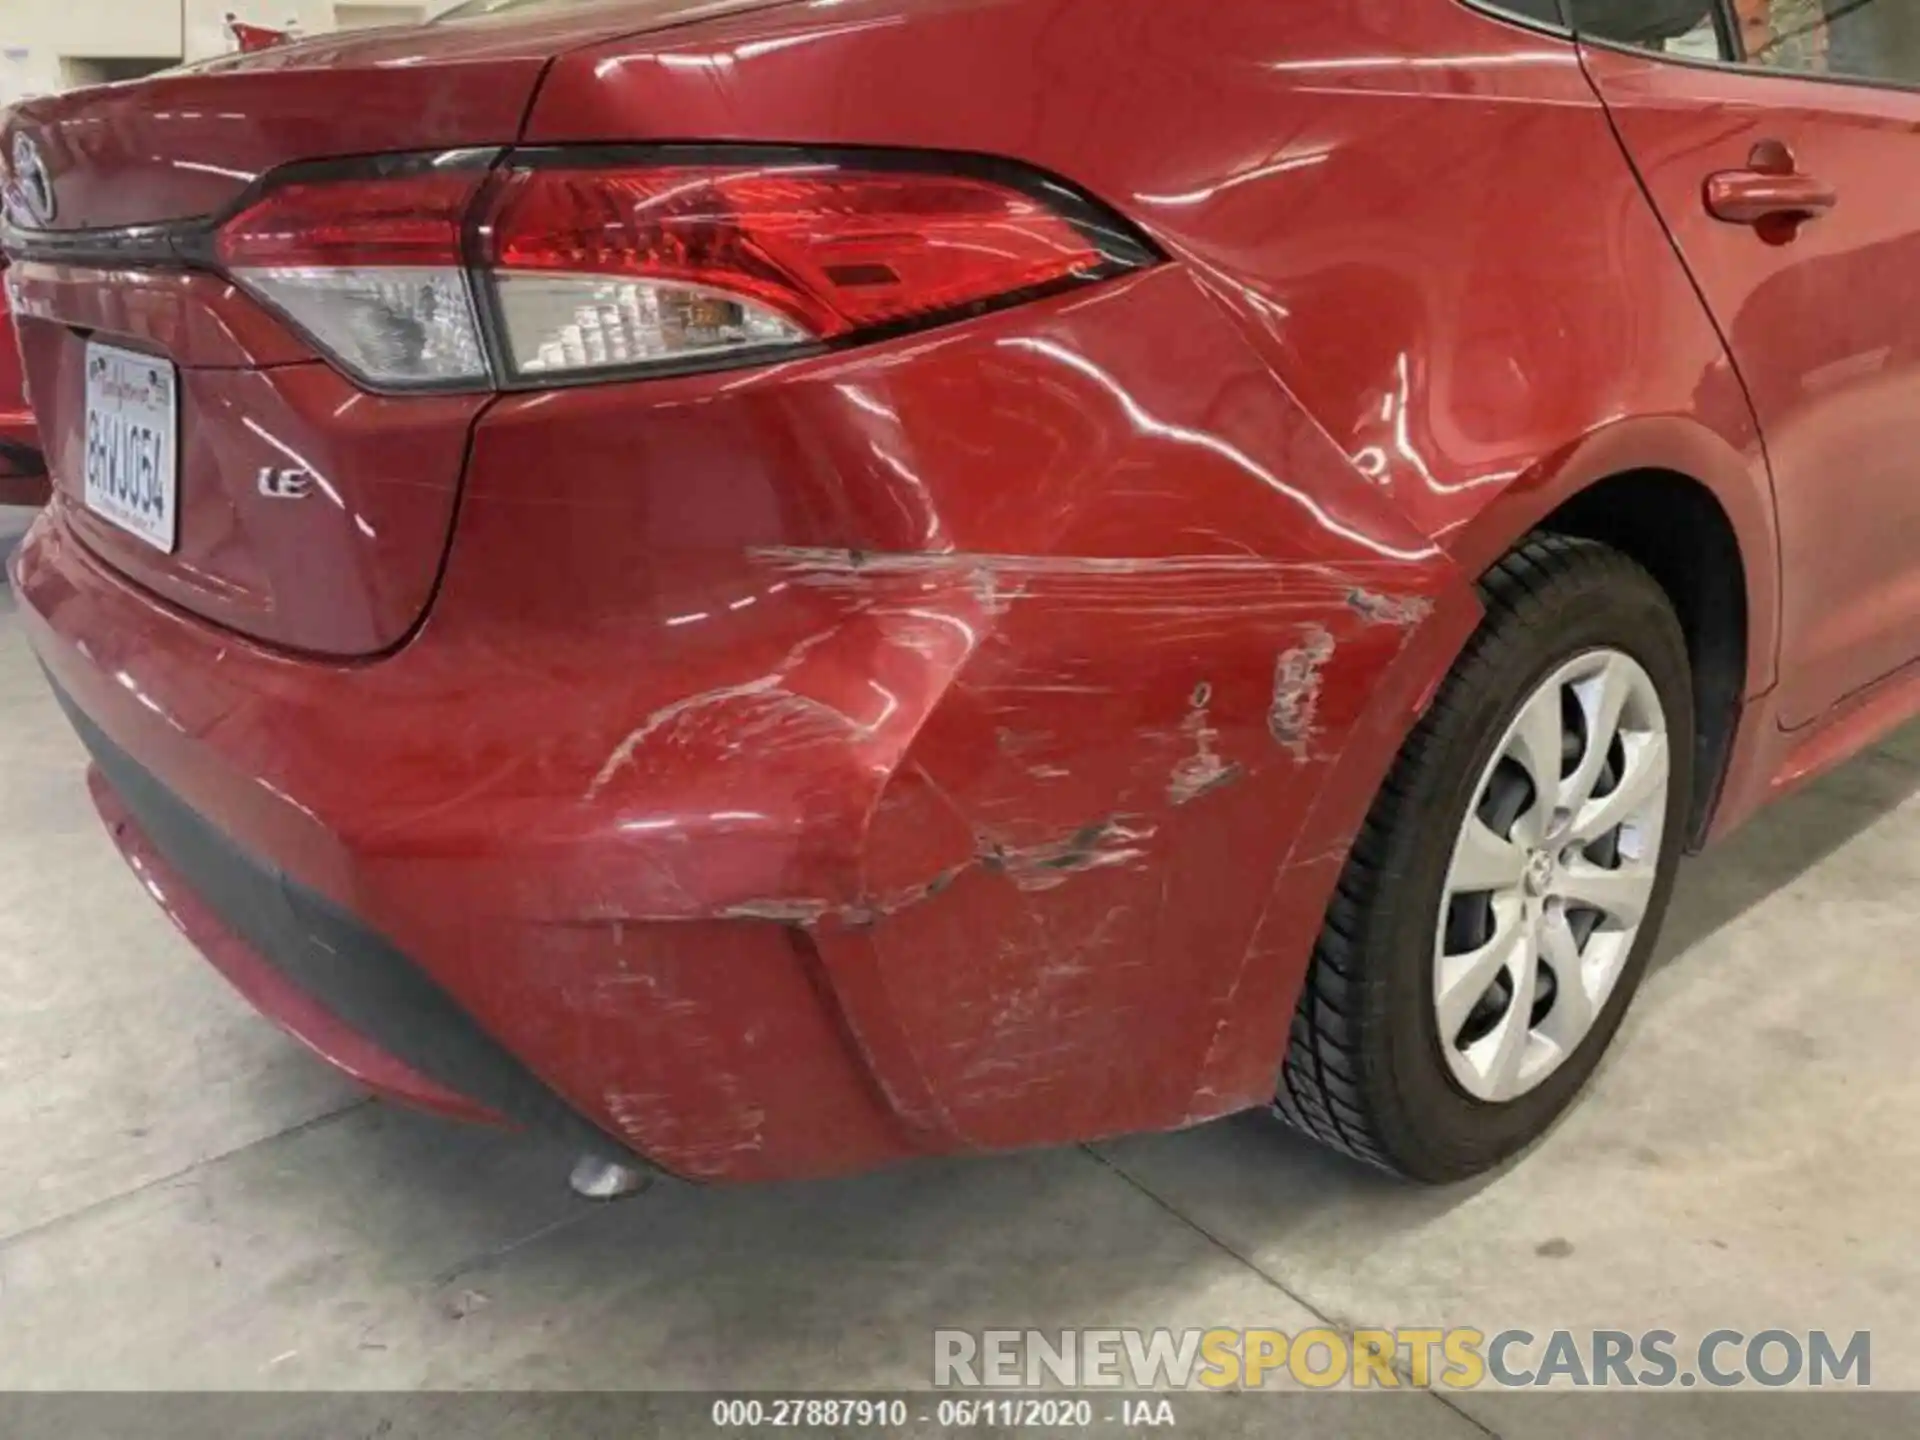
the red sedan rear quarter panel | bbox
[535,0,1780,683]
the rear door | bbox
[1572,0,1920,727]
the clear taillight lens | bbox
[211,151,1152,392]
[217,168,490,390]
[235,266,488,388]
[491,273,810,377]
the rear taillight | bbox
[217,166,492,391]
[213,149,1153,393]
[479,161,1126,383]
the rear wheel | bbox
[1274,534,1694,1182]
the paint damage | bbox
[977,817,1156,892]
[719,815,1157,925]
[718,863,970,929]
[604,1088,768,1180]
[585,632,854,801]
[1268,625,1336,759]
[1168,681,1244,806]
[1346,587,1434,627]
[583,547,1439,938]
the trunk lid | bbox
[6,1,793,231]
[0,0,796,656]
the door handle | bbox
[1705,170,1837,227]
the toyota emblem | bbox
[9,132,56,228]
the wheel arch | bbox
[1534,468,1748,848]
[1442,417,1778,702]
[1435,418,1778,847]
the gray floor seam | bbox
[0,1096,374,1255]
[1081,1145,1502,1436]
[431,1207,606,1288]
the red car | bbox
[0,260,47,504]
[0,0,1911,1191]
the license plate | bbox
[84,343,179,554]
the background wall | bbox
[1,0,465,104]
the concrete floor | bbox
[1,504,1915,1434]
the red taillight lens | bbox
[217,167,491,390]
[211,150,1152,392]
[216,171,481,270]
[484,164,1111,340]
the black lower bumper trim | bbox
[52,680,637,1166]
[0,439,45,477]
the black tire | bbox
[1274,534,1694,1182]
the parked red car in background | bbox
[0,260,47,505]
[2,0,1915,1192]
[225,16,296,53]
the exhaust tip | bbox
[569,1153,653,1201]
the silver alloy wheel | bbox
[1434,649,1670,1103]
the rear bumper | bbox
[15,510,949,1182]
[66,685,626,1154]
[87,766,501,1128]
[11,269,1478,1182]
